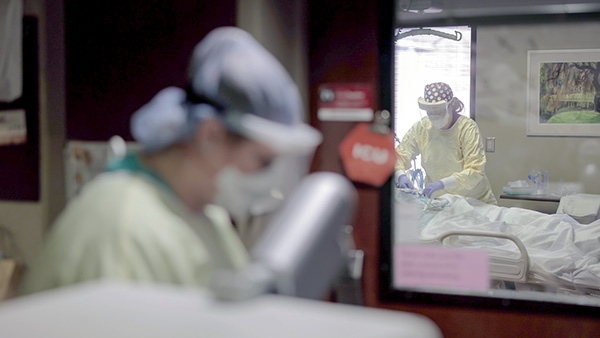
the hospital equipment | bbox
[397,192,600,297]
[395,27,463,42]
[502,179,537,195]
[396,188,443,212]
[412,166,424,189]
[528,169,550,195]
[210,171,359,301]
[395,159,423,190]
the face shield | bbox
[418,82,455,130]
[223,110,322,153]
[131,85,322,236]
[424,103,452,130]
[183,27,323,237]
[214,109,323,236]
[131,27,325,239]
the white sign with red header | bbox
[0,109,27,146]
[318,83,374,121]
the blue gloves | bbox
[423,180,444,198]
[396,174,415,189]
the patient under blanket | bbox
[399,193,600,291]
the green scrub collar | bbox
[107,153,172,192]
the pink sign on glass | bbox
[393,244,489,292]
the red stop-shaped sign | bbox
[339,123,396,187]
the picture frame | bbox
[527,49,600,137]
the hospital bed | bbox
[395,192,600,296]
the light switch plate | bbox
[486,137,495,153]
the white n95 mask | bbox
[213,155,300,232]
[214,165,275,229]
[429,112,451,129]
[428,106,452,130]
[213,153,313,243]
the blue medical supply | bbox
[529,169,550,195]
[412,168,424,189]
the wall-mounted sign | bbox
[318,83,374,121]
[393,244,489,292]
[0,109,26,146]
[339,123,395,187]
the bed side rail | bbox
[424,230,530,282]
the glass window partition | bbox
[381,0,600,316]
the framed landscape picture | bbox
[527,49,600,137]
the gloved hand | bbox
[396,174,415,189]
[423,180,444,198]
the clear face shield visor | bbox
[425,106,447,118]
[214,111,323,234]
[419,98,453,130]
[223,111,323,156]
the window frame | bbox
[378,0,600,317]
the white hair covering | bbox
[131,26,321,153]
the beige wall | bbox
[0,0,66,264]
[236,0,309,121]
[475,21,600,213]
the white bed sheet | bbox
[412,194,600,290]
